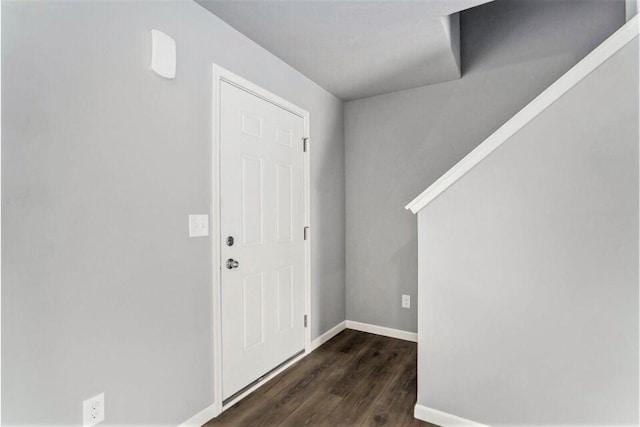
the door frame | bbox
[211,64,312,416]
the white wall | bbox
[1,0,345,424]
[344,0,624,333]
[417,36,639,425]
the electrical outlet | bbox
[83,393,104,427]
[189,214,209,237]
[402,294,411,309]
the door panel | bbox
[276,265,294,332]
[240,155,263,246]
[220,81,305,400]
[242,273,264,350]
[276,164,293,242]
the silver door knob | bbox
[226,258,239,269]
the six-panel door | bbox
[220,81,305,400]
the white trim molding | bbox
[311,321,347,351]
[178,403,218,427]
[414,404,490,427]
[346,320,417,342]
[405,15,640,214]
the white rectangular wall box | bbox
[402,294,410,309]
[151,30,176,79]
[189,215,209,237]
[82,393,105,427]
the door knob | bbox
[226,258,239,269]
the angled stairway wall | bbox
[344,0,624,334]
[411,16,639,426]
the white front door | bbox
[220,81,306,401]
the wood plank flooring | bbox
[205,329,436,427]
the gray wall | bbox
[2,0,345,424]
[417,36,639,425]
[344,0,624,332]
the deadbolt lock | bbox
[226,236,234,246]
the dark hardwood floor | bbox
[205,329,436,427]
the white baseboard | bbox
[310,320,347,351]
[414,404,489,427]
[178,403,219,427]
[346,320,417,342]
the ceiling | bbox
[197,0,494,101]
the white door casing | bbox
[218,78,307,401]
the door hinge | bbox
[303,137,308,153]
[304,226,310,240]
[304,314,308,328]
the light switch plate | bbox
[189,214,209,237]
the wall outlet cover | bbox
[189,214,209,237]
[402,294,411,309]
[83,393,105,427]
